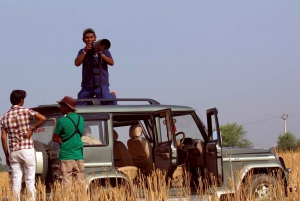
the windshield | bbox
[160,113,205,142]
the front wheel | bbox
[243,174,284,200]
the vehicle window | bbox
[112,113,153,145]
[158,117,172,142]
[114,123,152,146]
[114,125,130,146]
[139,120,153,143]
[173,114,204,141]
[83,120,108,146]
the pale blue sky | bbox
[1,1,300,160]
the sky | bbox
[0,1,300,160]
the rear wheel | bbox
[33,140,48,182]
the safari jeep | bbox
[30,98,291,199]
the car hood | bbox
[223,147,273,155]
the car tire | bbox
[33,140,48,182]
[243,174,282,201]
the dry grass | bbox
[1,150,300,200]
[276,150,300,200]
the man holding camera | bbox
[74,28,116,105]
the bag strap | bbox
[62,114,82,142]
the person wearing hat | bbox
[52,96,85,186]
[74,28,117,105]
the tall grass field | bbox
[0,150,299,201]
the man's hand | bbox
[23,113,45,138]
[75,43,93,66]
[85,42,93,52]
[53,134,62,145]
[57,136,62,144]
[101,52,114,66]
[24,129,33,138]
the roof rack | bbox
[75,98,160,105]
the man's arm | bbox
[75,51,86,67]
[52,134,62,144]
[52,120,62,144]
[75,44,92,66]
[101,54,114,66]
[24,113,46,138]
[34,113,46,129]
[1,128,10,166]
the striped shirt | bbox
[1,105,37,152]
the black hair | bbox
[10,90,26,105]
[83,28,96,38]
[84,30,95,36]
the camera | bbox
[91,39,111,53]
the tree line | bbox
[219,122,253,148]
[218,122,299,151]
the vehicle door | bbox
[81,113,113,174]
[206,108,223,186]
[152,109,177,175]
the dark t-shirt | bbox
[77,49,112,87]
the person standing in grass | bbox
[1,89,46,201]
[52,96,85,186]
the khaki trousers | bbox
[59,160,85,186]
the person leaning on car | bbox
[52,96,85,186]
[1,89,46,201]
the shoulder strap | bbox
[62,114,82,143]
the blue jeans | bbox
[77,86,116,105]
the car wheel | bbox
[33,140,48,182]
[243,174,282,201]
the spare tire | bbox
[33,140,48,182]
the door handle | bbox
[156,150,168,155]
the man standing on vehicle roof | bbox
[1,90,46,201]
[52,96,85,186]
[74,28,117,105]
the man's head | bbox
[82,28,96,45]
[57,96,76,114]
[10,90,26,106]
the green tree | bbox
[296,139,300,149]
[220,122,253,148]
[277,131,297,151]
